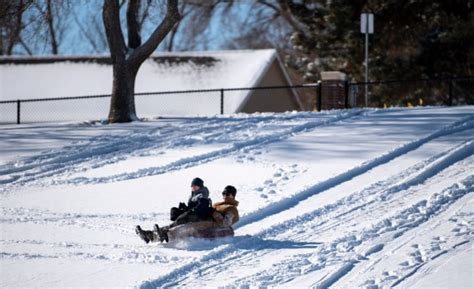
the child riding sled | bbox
[136,178,239,243]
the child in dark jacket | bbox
[135,177,213,243]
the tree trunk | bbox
[108,63,138,122]
[103,0,179,123]
[46,0,59,54]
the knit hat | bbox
[223,185,237,196]
[191,177,204,188]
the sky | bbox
[14,1,265,56]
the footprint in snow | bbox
[362,280,379,289]
[410,253,423,263]
[454,228,468,236]
[399,261,410,267]
[385,275,399,281]
[430,243,441,251]
[364,243,384,256]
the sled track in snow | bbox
[249,140,474,240]
[0,115,266,176]
[0,237,189,265]
[239,177,474,288]
[0,207,167,234]
[0,110,363,191]
[235,115,474,228]
[141,153,473,288]
[224,147,473,288]
[138,116,474,288]
[0,113,309,184]
[2,137,471,281]
[390,239,472,288]
[140,166,473,287]
[53,110,365,186]
[332,178,474,288]
[0,115,275,186]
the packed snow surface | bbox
[0,106,473,288]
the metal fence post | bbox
[17,100,21,124]
[316,81,322,112]
[344,80,349,109]
[220,89,224,114]
[448,79,453,106]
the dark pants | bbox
[170,199,214,224]
[162,209,213,234]
[170,210,201,228]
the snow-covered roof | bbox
[0,49,284,115]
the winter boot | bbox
[162,226,169,243]
[154,224,169,243]
[135,225,155,243]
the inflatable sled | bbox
[167,221,234,241]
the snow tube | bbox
[167,221,234,241]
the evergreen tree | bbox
[283,0,473,105]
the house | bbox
[0,49,302,123]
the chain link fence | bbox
[1,77,472,125]
[135,90,223,117]
[0,85,316,124]
[348,77,473,108]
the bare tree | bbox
[23,0,72,55]
[0,0,33,55]
[103,0,180,123]
[73,6,108,54]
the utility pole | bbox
[361,13,374,107]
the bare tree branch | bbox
[275,1,311,40]
[127,0,141,49]
[128,0,180,70]
[103,0,127,63]
[18,36,33,55]
[7,0,26,54]
[257,0,280,14]
[73,9,102,53]
[138,0,153,29]
[45,0,58,54]
[2,0,32,55]
[167,2,191,51]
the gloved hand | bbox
[178,202,188,211]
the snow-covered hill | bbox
[1,106,473,288]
